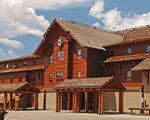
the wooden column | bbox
[98,90,103,115]
[93,91,98,113]
[67,91,71,111]
[43,90,46,110]
[85,91,88,112]
[9,93,13,110]
[3,93,7,111]
[56,90,61,112]
[14,94,19,111]
[22,93,27,110]
[73,90,79,113]
[34,93,39,110]
[119,91,124,114]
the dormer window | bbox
[127,48,132,54]
[13,64,17,68]
[146,46,150,52]
[77,49,82,60]
[23,62,27,67]
[6,64,9,69]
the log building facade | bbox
[0,18,150,113]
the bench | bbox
[129,108,150,115]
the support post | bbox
[14,94,19,111]
[67,91,71,111]
[22,93,27,110]
[56,90,61,112]
[34,93,38,110]
[98,90,103,115]
[85,91,88,112]
[9,93,13,110]
[73,90,79,113]
[43,90,46,110]
[119,91,124,114]
[4,93,7,111]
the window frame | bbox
[146,46,150,52]
[49,73,53,83]
[57,51,64,61]
[127,71,132,82]
[127,48,132,54]
[76,71,81,78]
[50,54,53,64]
[77,49,82,60]
[56,71,64,81]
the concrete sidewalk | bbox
[5,110,150,120]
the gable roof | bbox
[34,19,123,54]
[132,58,150,71]
[54,77,125,91]
[0,82,40,93]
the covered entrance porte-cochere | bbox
[0,82,40,111]
[55,77,125,114]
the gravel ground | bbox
[4,110,150,120]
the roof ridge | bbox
[56,18,120,36]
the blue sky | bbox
[0,0,150,60]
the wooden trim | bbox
[98,90,103,115]
[85,91,88,112]
[56,90,61,112]
[4,93,7,111]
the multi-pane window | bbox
[57,72,64,81]
[23,62,27,67]
[77,49,82,60]
[13,64,17,68]
[76,71,81,78]
[127,71,132,82]
[49,73,53,83]
[57,51,64,61]
[6,64,9,69]
[127,48,132,54]
[146,46,150,52]
[50,54,53,64]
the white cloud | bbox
[0,38,23,49]
[89,0,150,31]
[24,0,91,10]
[89,0,104,20]
[0,48,18,60]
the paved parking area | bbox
[5,110,150,120]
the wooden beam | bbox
[43,91,46,110]
[98,90,103,115]
[73,90,79,113]
[85,91,88,112]
[14,94,19,111]
[56,90,61,112]
[4,93,7,111]
[119,91,124,114]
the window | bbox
[77,49,82,60]
[76,71,81,78]
[127,71,132,81]
[23,62,27,67]
[146,46,150,52]
[49,73,53,83]
[19,78,22,82]
[50,54,53,64]
[127,48,132,54]
[57,72,64,81]
[32,77,36,85]
[10,78,13,83]
[33,61,36,65]
[57,51,64,61]
[6,64,9,69]
[13,64,17,68]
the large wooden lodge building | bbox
[0,18,150,114]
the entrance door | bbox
[62,92,67,110]
[88,92,94,111]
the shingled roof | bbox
[0,65,44,74]
[55,77,125,90]
[132,58,150,71]
[105,53,150,63]
[0,82,40,93]
[34,18,124,54]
